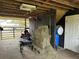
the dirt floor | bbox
[0,40,79,59]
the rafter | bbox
[0,0,49,11]
[0,6,29,14]
[0,5,47,15]
[15,0,53,9]
[0,0,50,17]
[30,10,48,16]
[0,12,27,18]
[0,7,48,18]
[0,10,24,15]
[34,0,74,10]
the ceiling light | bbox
[20,4,36,12]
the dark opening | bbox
[57,8,79,48]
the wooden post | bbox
[13,27,15,39]
[0,31,2,40]
[0,27,3,40]
[25,18,26,30]
[50,9,56,48]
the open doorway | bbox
[0,16,30,40]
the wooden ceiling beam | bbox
[0,0,49,17]
[0,4,47,15]
[0,11,26,17]
[0,1,48,15]
[34,0,74,10]
[0,3,19,10]
[0,0,21,6]
[0,9,42,18]
[30,10,47,16]
[0,7,29,14]
[15,0,53,9]
[0,7,46,18]
[0,0,49,11]
[36,7,49,11]
[0,12,28,18]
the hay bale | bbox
[33,26,50,49]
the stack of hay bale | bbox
[33,26,50,53]
[33,26,62,59]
